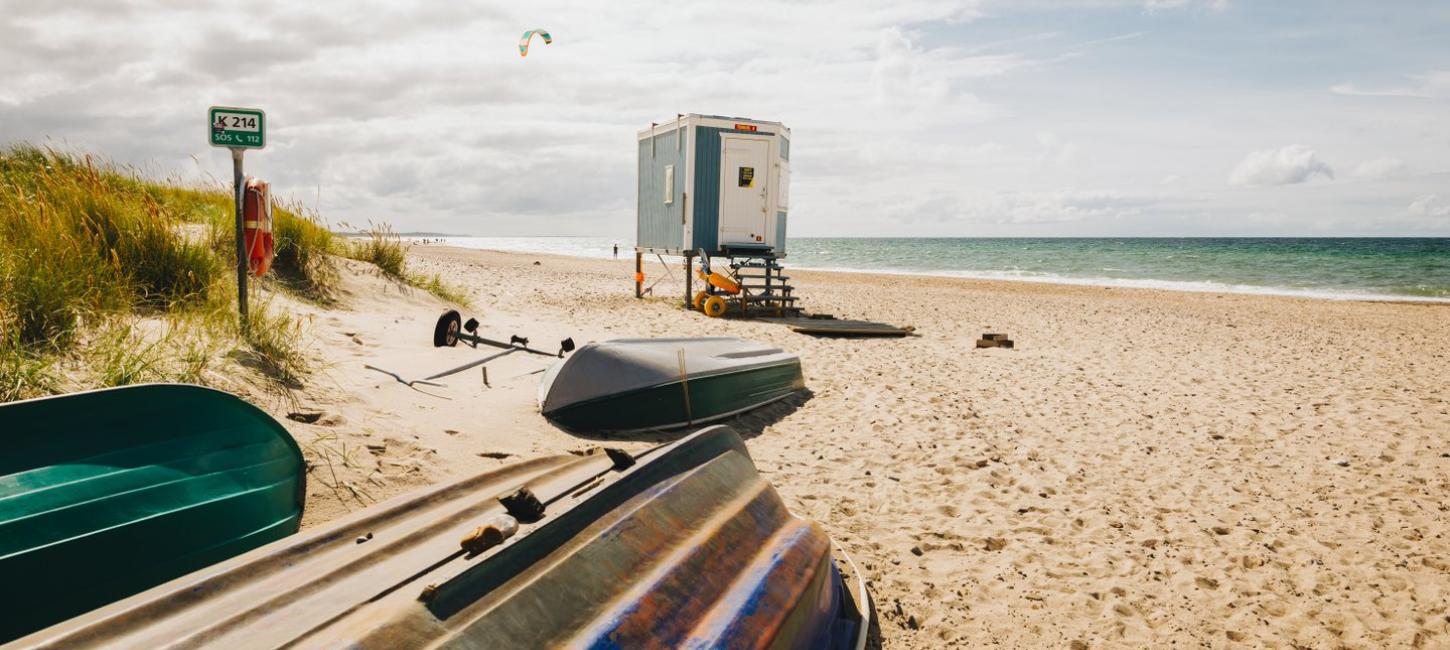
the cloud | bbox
[889,189,1154,226]
[868,26,1019,117]
[1228,145,1333,187]
[1144,0,1228,13]
[1351,157,1408,180]
[2,0,1446,237]
[872,28,949,105]
[1408,194,1450,218]
[1330,70,1450,98]
[1035,131,1079,166]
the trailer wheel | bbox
[703,295,728,318]
[434,310,462,347]
[692,291,709,311]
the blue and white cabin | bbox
[636,114,790,258]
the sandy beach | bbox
[258,246,1450,649]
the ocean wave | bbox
[420,236,1450,304]
[789,265,1450,303]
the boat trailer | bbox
[366,311,575,389]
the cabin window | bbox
[663,165,674,204]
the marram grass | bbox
[0,145,337,401]
[0,145,465,402]
[340,221,470,307]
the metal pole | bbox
[635,252,643,299]
[232,148,248,327]
[684,252,693,309]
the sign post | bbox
[208,106,266,327]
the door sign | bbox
[738,166,755,188]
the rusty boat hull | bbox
[11,425,870,650]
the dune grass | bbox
[188,187,342,301]
[0,145,334,401]
[342,222,470,307]
[344,221,408,277]
[239,301,312,386]
[0,144,461,402]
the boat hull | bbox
[12,426,869,650]
[544,357,805,432]
[0,384,305,642]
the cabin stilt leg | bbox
[684,253,694,310]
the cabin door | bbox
[718,136,770,247]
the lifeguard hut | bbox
[633,114,797,317]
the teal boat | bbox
[12,425,870,649]
[0,384,306,642]
[537,337,805,432]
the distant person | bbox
[613,243,619,259]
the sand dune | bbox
[258,248,1449,649]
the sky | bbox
[2,1,1448,237]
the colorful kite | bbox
[519,29,552,57]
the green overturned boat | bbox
[0,384,306,642]
[538,337,805,433]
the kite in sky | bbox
[519,29,552,57]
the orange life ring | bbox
[243,177,274,278]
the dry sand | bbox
[253,247,1450,649]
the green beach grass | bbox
[0,145,464,401]
[340,221,471,306]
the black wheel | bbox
[433,310,462,347]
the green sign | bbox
[209,106,266,149]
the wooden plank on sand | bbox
[758,317,915,337]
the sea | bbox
[409,237,1450,303]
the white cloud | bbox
[2,0,1447,236]
[1408,194,1450,218]
[871,28,950,106]
[1351,157,1408,180]
[1144,0,1228,13]
[1228,145,1334,187]
[1035,131,1079,166]
[883,189,1153,226]
[1330,70,1450,98]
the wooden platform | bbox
[756,317,915,337]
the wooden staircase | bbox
[729,257,801,317]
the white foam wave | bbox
[414,237,1450,304]
[790,265,1450,303]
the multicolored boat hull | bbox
[11,425,869,649]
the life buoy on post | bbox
[243,177,274,278]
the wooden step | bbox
[739,283,794,290]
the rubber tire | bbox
[703,295,728,318]
[692,291,709,311]
[434,310,462,347]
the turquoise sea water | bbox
[420,237,1450,302]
